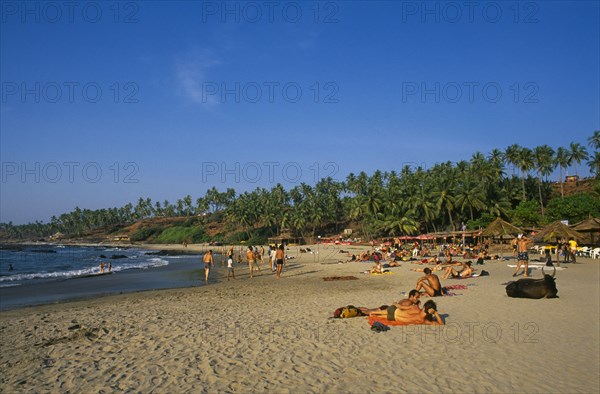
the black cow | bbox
[506,274,558,299]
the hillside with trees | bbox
[2,132,599,244]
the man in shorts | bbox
[275,244,285,279]
[247,246,260,278]
[203,250,214,284]
[416,268,443,297]
[513,234,533,277]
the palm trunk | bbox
[559,166,564,198]
[521,174,526,201]
[538,173,545,217]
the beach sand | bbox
[1,244,598,393]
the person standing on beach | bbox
[99,261,105,273]
[568,238,578,263]
[247,246,259,278]
[513,234,533,277]
[259,245,265,266]
[203,250,214,284]
[227,252,235,281]
[275,244,285,279]
[227,246,234,263]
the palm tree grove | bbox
[2,132,599,244]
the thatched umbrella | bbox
[480,218,522,237]
[480,218,523,257]
[535,221,585,242]
[571,218,600,245]
[535,221,586,263]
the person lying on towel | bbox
[442,261,473,280]
[366,299,444,325]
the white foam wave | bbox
[0,258,169,282]
[0,283,21,288]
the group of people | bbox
[98,261,112,273]
[202,244,286,284]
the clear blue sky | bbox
[1,1,599,224]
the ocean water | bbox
[0,244,171,287]
[0,244,214,309]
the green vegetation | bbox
[130,226,165,242]
[152,226,207,244]
[1,132,598,242]
[545,194,600,223]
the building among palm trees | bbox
[566,175,579,182]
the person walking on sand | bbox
[275,244,285,279]
[253,246,263,271]
[227,252,235,281]
[513,234,533,277]
[203,250,214,284]
[259,245,265,266]
[247,246,260,278]
[568,238,578,263]
[226,246,234,263]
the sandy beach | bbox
[1,243,598,393]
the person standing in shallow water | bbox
[203,250,214,284]
[275,244,285,279]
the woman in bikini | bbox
[369,300,444,325]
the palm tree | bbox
[454,175,486,221]
[588,151,600,176]
[533,145,555,217]
[588,130,600,151]
[488,149,506,182]
[568,142,589,178]
[516,147,534,201]
[555,147,569,197]
[183,195,193,216]
[505,144,521,177]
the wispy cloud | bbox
[175,49,221,106]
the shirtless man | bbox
[275,244,285,279]
[416,268,443,297]
[513,234,533,277]
[442,261,473,280]
[203,250,214,284]
[362,289,421,315]
[246,246,260,278]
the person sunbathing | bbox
[442,261,473,280]
[417,256,439,265]
[371,260,383,274]
[368,299,443,325]
[416,268,443,297]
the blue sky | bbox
[1,0,599,224]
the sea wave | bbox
[0,283,21,288]
[0,258,169,282]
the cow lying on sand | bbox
[506,274,558,299]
